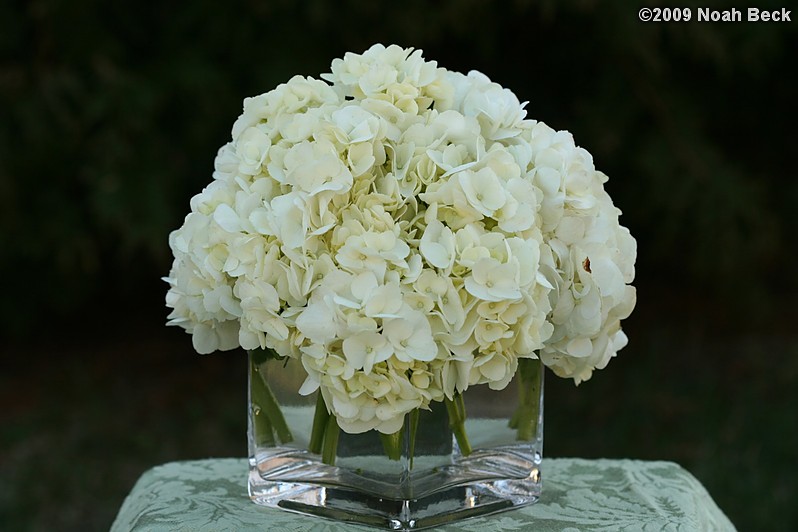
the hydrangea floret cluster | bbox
[165,44,636,440]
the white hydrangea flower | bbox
[419,216,456,270]
[166,43,637,433]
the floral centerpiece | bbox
[165,44,636,529]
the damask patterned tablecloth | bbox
[111,458,735,531]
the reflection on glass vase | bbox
[247,349,543,530]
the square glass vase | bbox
[247,351,543,530]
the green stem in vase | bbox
[307,389,340,465]
[308,391,329,455]
[444,394,472,456]
[379,429,403,461]
[408,409,420,469]
[512,357,542,441]
[508,407,520,430]
[249,350,294,445]
[252,401,276,447]
[321,414,340,466]
[455,392,467,422]
[249,353,275,446]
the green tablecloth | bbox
[111,458,735,531]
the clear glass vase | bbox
[247,349,543,530]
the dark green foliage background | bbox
[2,1,796,530]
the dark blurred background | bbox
[2,1,796,530]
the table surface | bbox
[111,458,735,531]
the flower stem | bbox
[512,357,542,441]
[445,394,472,456]
[249,350,293,445]
[455,392,467,421]
[307,390,340,465]
[408,409,420,469]
[252,402,276,447]
[308,391,329,455]
[321,414,340,466]
[379,429,403,461]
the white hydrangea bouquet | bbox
[165,44,635,475]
